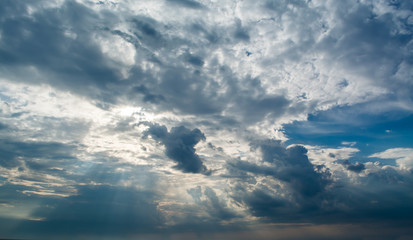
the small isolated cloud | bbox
[342,160,366,173]
[145,124,209,174]
[342,141,357,147]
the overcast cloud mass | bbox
[1,0,413,239]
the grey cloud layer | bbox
[2,0,411,121]
[1,0,413,239]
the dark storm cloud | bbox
[226,140,332,222]
[145,124,209,174]
[253,140,329,197]
[323,170,413,224]
[0,0,121,101]
[14,185,162,237]
[0,139,77,169]
[239,189,288,219]
[229,173,413,225]
[227,140,413,225]
[342,160,366,173]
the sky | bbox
[0,0,413,239]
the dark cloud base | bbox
[228,140,413,226]
[144,124,209,174]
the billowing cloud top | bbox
[0,0,413,239]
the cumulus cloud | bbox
[227,140,332,220]
[225,139,413,226]
[252,140,329,197]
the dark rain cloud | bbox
[145,124,209,174]
[13,185,162,238]
[342,160,366,173]
[0,1,122,103]
[227,139,413,225]
[0,139,77,169]
[225,140,332,222]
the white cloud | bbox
[306,146,360,163]
[370,148,413,169]
[342,141,357,147]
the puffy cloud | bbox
[253,140,329,197]
[227,140,331,220]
